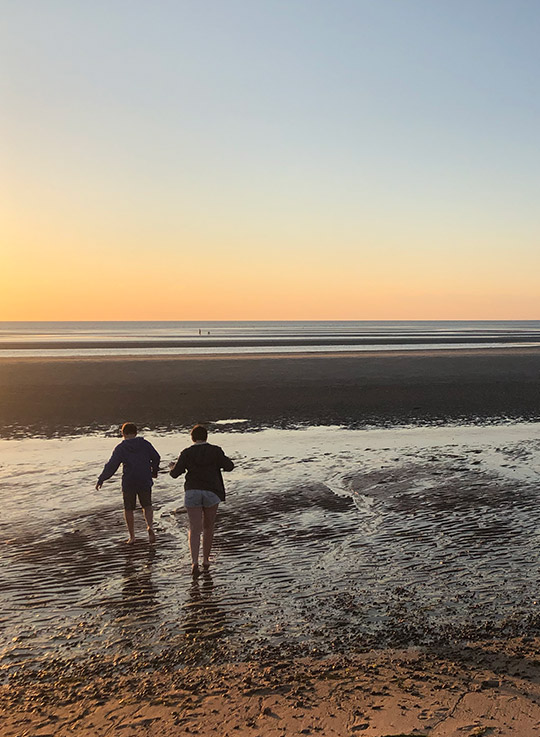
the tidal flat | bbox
[3,423,540,734]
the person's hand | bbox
[152,472,158,479]
[95,482,102,491]
[168,461,176,471]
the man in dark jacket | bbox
[96,422,160,545]
[170,424,234,577]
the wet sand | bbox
[2,347,540,436]
[4,640,540,735]
[6,425,540,664]
[4,350,540,735]
[4,333,540,349]
[3,424,540,734]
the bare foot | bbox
[192,563,200,579]
[202,561,210,570]
[148,529,156,544]
[125,537,135,545]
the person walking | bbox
[169,425,234,577]
[96,422,160,544]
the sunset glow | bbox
[3,1,540,320]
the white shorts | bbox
[184,489,221,508]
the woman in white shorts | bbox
[169,425,235,577]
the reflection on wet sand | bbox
[118,547,159,615]
[182,573,230,641]
[3,423,540,683]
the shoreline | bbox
[2,344,540,359]
[2,347,540,436]
[4,351,540,734]
[3,334,540,351]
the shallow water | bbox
[2,319,540,356]
[3,423,540,679]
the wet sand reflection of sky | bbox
[2,423,540,676]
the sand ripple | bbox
[2,424,540,681]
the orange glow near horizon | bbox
[3,197,540,320]
[4,3,540,322]
[2,242,539,321]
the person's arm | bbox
[219,448,235,472]
[169,450,187,478]
[96,447,122,490]
[149,443,161,478]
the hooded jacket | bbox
[169,442,234,501]
[98,437,160,491]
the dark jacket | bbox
[169,442,234,502]
[98,437,160,492]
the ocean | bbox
[1,320,540,357]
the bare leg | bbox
[142,506,155,544]
[186,507,203,572]
[202,504,219,567]
[124,509,135,544]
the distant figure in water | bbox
[169,425,234,578]
[96,422,160,545]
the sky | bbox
[3,0,540,320]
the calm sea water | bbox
[1,320,540,357]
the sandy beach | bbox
[3,350,540,735]
[1,347,540,436]
[4,638,540,736]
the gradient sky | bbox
[3,0,540,320]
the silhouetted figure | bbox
[96,422,160,545]
[169,425,234,577]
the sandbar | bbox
[1,347,540,436]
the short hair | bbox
[191,424,208,442]
[121,422,138,436]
